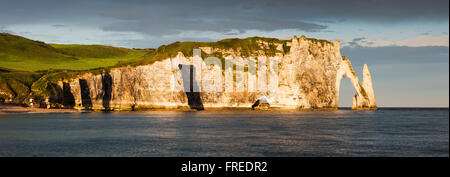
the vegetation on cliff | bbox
[0,33,335,105]
[0,33,148,71]
[0,33,146,103]
[128,37,291,66]
[0,68,44,102]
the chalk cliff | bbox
[39,35,377,110]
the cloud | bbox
[100,15,327,35]
[101,0,449,22]
[0,0,448,49]
[344,35,449,47]
[394,35,449,47]
[94,0,448,35]
[341,45,449,66]
[97,10,150,20]
[0,25,15,34]
[1,0,447,36]
[352,37,366,42]
[52,24,65,28]
[347,37,368,47]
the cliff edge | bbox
[16,35,377,110]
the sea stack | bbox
[362,64,377,108]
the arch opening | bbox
[338,77,355,109]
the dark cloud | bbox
[100,15,327,35]
[97,10,150,20]
[0,0,448,36]
[97,0,448,35]
[318,20,337,24]
[352,37,367,42]
[102,0,449,22]
[100,0,449,21]
[52,24,65,28]
[347,37,368,47]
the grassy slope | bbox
[0,33,147,71]
[0,33,147,103]
[0,33,333,104]
[0,68,44,102]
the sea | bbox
[0,108,448,157]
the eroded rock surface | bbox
[53,35,376,110]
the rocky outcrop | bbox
[360,64,377,108]
[46,35,376,110]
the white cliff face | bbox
[276,35,342,108]
[362,64,376,108]
[64,35,376,110]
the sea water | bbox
[0,108,448,157]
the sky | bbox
[0,0,448,107]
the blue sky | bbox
[0,0,448,107]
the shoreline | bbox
[0,103,380,114]
[7,104,447,114]
[0,104,78,114]
[0,103,445,114]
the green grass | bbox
[130,37,290,66]
[0,68,44,103]
[0,33,73,61]
[50,44,130,58]
[1,51,146,71]
[0,33,148,103]
[0,33,148,71]
[0,33,334,105]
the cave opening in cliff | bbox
[62,82,75,108]
[79,79,93,109]
[338,78,355,109]
[178,64,204,110]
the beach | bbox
[0,104,78,114]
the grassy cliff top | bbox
[0,33,147,71]
[0,33,334,104]
[129,36,335,66]
[131,36,291,66]
[1,33,334,71]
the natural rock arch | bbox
[335,59,377,109]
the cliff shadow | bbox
[48,83,63,107]
[178,64,204,110]
[79,79,92,109]
[62,82,75,108]
[102,73,112,110]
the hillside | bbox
[0,33,75,62]
[0,33,147,71]
[0,33,148,103]
[50,44,129,58]
[0,68,44,103]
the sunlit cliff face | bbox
[39,36,376,110]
